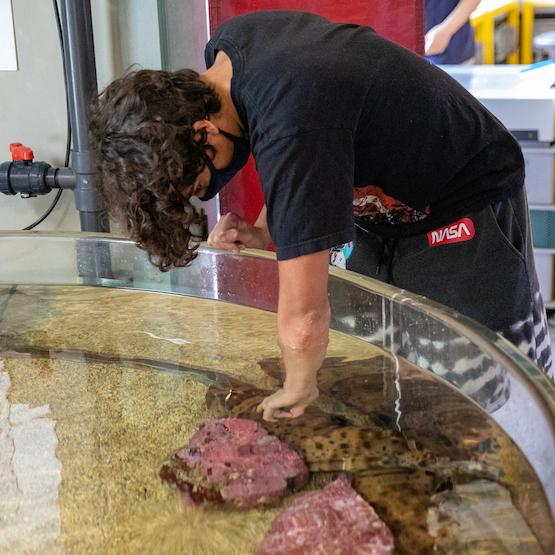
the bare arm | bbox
[425,0,481,56]
[257,249,330,421]
[441,0,482,36]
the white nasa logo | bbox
[427,218,475,247]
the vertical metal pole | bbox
[60,0,109,232]
[60,0,112,282]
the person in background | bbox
[425,0,482,64]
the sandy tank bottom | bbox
[0,285,553,554]
[0,285,386,554]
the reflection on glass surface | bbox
[0,233,553,553]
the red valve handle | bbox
[9,142,34,161]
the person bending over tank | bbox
[90,11,552,422]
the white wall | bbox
[0,0,218,235]
[0,0,163,233]
[0,0,77,231]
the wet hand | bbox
[425,24,452,56]
[256,382,319,422]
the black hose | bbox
[23,0,71,231]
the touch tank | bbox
[0,232,554,554]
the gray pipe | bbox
[59,0,109,232]
[45,167,75,189]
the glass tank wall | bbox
[0,233,553,554]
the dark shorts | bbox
[332,188,552,409]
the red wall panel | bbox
[210,1,424,223]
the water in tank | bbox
[0,233,554,554]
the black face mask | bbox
[200,128,251,200]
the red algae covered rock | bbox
[256,476,394,555]
[160,418,308,507]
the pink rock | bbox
[160,418,308,507]
[256,476,394,555]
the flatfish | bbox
[206,354,550,555]
[206,384,439,473]
[259,355,498,459]
[206,383,503,555]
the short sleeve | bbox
[254,129,355,260]
[204,40,216,69]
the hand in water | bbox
[207,212,269,253]
[257,382,319,422]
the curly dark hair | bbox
[89,69,221,271]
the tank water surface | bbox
[0,235,554,554]
[0,284,553,554]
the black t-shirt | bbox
[204,10,524,261]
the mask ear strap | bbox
[218,128,249,143]
[204,154,216,171]
[218,128,235,141]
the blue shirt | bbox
[425,0,475,64]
